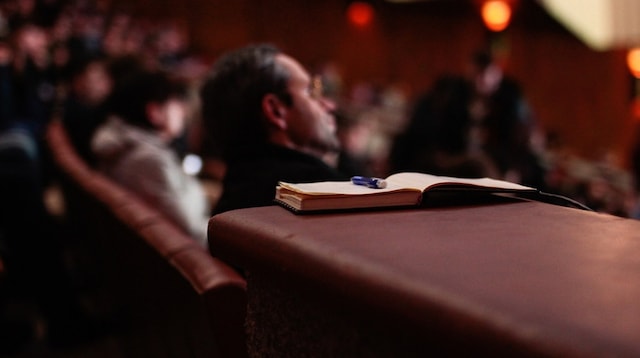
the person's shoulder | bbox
[227,146,346,181]
[127,139,178,171]
[264,147,347,179]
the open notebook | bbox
[275,172,538,213]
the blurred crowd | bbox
[331,56,639,220]
[0,0,638,222]
[0,0,211,353]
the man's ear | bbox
[262,94,288,130]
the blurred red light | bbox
[347,1,374,27]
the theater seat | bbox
[46,119,247,358]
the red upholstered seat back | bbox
[46,119,247,358]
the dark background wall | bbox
[114,0,637,165]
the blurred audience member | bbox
[200,44,348,214]
[149,20,188,70]
[0,99,102,354]
[334,109,375,177]
[390,75,498,178]
[61,55,112,165]
[65,5,105,63]
[0,125,67,351]
[92,70,210,245]
[10,23,57,139]
[0,37,14,128]
[101,11,148,60]
[467,49,546,188]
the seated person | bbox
[92,69,210,245]
[200,44,348,214]
[389,75,498,179]
[61,56,112,166]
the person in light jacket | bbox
[92,69,209,245]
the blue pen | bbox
[351,176,387,189]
